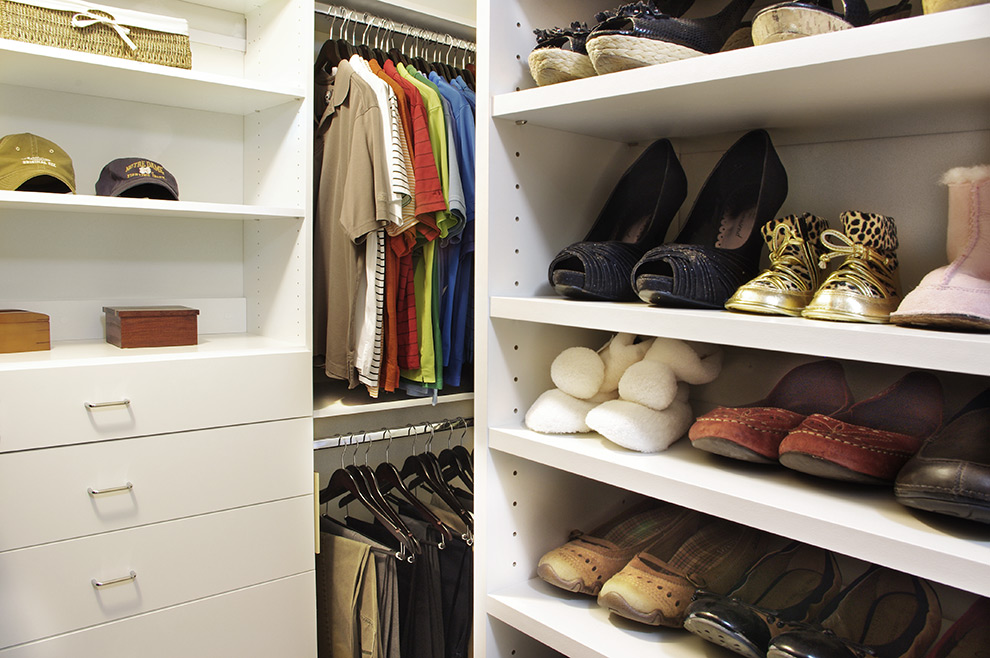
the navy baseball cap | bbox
[96,158,179,200]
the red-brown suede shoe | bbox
[778,371,944,484]
[689,360,853,463]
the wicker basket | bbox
[0,0,191,69]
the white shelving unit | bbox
[0,0,315,652]
[476,1,990,656]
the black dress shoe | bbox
[895,388,990,524]
[767,565,941,658]
[684,543,842,658]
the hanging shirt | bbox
[383,60,446,225]
[315,59,390,386]
[350,55,406,224]
[396,64,452,238]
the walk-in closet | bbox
[2,0,989,655]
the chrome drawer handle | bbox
[92,571,137,589]
[85,399,131,410]
[87,482,133,496]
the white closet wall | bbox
[475,0,990,656]
[0,0,316,653]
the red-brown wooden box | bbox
[103,305,199,348]
[0,310,50,354]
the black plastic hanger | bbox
[401,424,473,531]
[321,438,418,560]
[439,418,473,492]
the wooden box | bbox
[103,305,199,348]
[0,310,50,354]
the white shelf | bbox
[0,190,303,221]
[314,380,474,418]
[491,296,990,376]
[488,579,733,658]
[0,334,307,372]
[490,427,990,597]
[492,5,990,141]
[0,40,304,115]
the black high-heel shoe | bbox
[631,129,788,310]
[549,138,687,302]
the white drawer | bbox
[0,351,311,452]
[0,496,313,648]
[0,572,316,657]
[0,418,313,552]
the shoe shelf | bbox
[491,4,990,142]
[488,578,723,658]
[490,427,990,598]
[0,190,303,221]
[491,296,990,376]
[0,40,304,115]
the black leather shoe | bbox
[895,388,990,524]
[548,138,687,302]
[587,0,756,74]
[684,543,842,658]
[767,565,941,658]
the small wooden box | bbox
[0,310,50,354]
[103,305,199,348]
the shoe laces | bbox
[816,229,898,296]
[749,222,818,291]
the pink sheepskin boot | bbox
[891,165,990,331]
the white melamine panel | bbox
[0,190,302,220]
[0,496,313,648]
[492,6,990,141]
[0,41,303,115]
[0,348,310,452]
[491,297,990,376]
[1,85,244,205]
[489,579,729,658]
[490,428,990,597]
[0,417,312,551]
[0,572,316,658]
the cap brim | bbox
[108,176,178,200]
[0,165,75,193]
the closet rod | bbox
[314,3,476,55]
[313,417,474,450]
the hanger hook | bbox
[361,13,371,44]
[383,427,393,463]
[363,429,373,466]
[406,422,420,453]
[426,423,437,453]
[443,418,454,450]
[454,416,468,445]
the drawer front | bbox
[0,572,316,657]
[0,418,313,552]
[0,351,311,452]
[0,496,314,648]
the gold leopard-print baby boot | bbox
[802,211,902,323]
[725,213,830,316]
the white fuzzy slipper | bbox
[525,388,618,434]
[645,338,723,385]
[599,333,654,394]
[551,346,605,399]
[586,399,694,453]
[617,360,680,411]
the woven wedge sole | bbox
[752,7,853,45]
[528,48,596,86]
[587,34,705,74]
[683,616,764,658]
